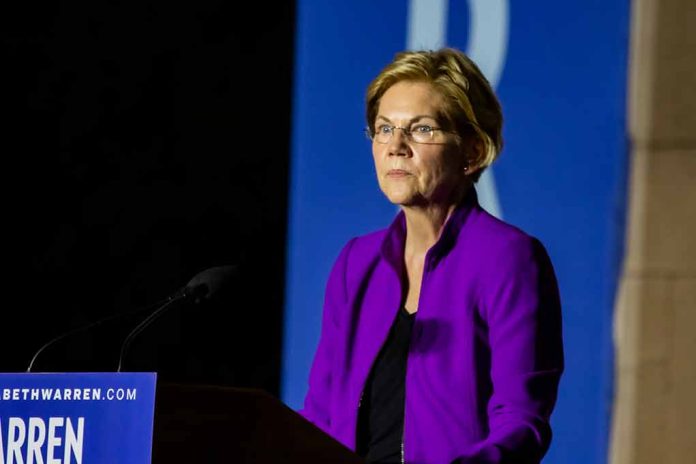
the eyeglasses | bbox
[366,124,454,144]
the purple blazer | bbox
[300,190,564,463]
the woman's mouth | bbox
[387,169,411,177]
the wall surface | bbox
[611,0,696,462]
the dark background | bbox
[3,1,296,396]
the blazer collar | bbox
[380,188,479,272]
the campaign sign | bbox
[0,373,156,464]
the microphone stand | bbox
[116,286,204,372]
[26,297,170,372]
[28,265,234,373]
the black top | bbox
[357,306,416,464]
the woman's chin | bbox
[382,190,421,207]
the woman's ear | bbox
[464,137,486,176]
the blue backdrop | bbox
[282,1,630,463]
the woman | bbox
[300,48,563,464]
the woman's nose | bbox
[387,129,411,156]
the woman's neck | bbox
[402,187,470,257]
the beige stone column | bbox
[610,0,696,463]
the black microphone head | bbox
[183,265,237,303]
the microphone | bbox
[26,298,168,373]
[177,265,237,304]
[115,265,237,372]
[26,265,237,373]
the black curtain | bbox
[3,0,296,396]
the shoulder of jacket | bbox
[331,228,389,293]
[468,206,539,254]
[347,228,388,257]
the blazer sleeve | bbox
[297,238,355,434]
[453,236,564,464]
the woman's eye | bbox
[412,124,433,133]
[377,125,393,134]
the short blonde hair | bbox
[366,48,503,181]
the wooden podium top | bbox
[152,383,364,464]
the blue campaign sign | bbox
[283,1,629,463]
[0,373,156,464]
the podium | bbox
[0,374,362,463]
[153,383,363,463]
